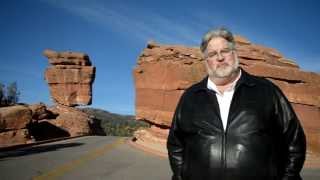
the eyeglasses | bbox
[205,48,233,60]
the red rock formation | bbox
[29,103,56,120]
[133,36,320,160]
[47,105,92,137]
[40,49,95,142]
[44,49,95,106]
[0,105,32,131]
[0,103,92,148]
[0,129,31,146]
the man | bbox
[167,27,306,180]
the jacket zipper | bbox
[208,89,227,179]
[222,130,227,179]
[222,85,239,179]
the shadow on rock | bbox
[27,121,70,141]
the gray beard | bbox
[206,56,239,78]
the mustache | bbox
[217,63,230,68]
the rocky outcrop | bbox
[44,49,95,106]
[29,102,56,121]
[133,36,320,158]
[0,105,33,146]
[47,105,92,137]
[0,105,32,131]
[0,129,31,147]
[0,103,93,147]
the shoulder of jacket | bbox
[185,79,207,94]
[175,78,207,104]
[247,73,279,89]
[246,74,285,99]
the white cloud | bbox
[40,0,202,45]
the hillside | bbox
[80,107,149,137]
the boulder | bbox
[0,104,93,147]
[46,105,91,136]
[0,129,31,147]
[0,105,32,131]
[28,103,57,120]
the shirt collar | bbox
[207,69,242,94]
[191,68,256,94]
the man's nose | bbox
[216,53,224,61]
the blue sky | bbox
[0,0,319,115]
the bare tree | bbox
[6,82,20,105]
[0,83,4,106]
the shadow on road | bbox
[0,142,84,160]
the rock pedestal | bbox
[132,36,320,161]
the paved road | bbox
[0,136,319,180]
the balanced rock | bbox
[44,49,95,106]
[133,36,320,157]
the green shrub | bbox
[80,107,150,137]
[100,118,149,136]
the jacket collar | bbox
[192,68,256,93]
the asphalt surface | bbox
[0,136,319,180]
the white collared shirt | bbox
[207,70,241,131]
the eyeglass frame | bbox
[204,48,234,60]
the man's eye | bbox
[221,49,231,54]
[208,52,217,57]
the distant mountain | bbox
[80,107,135,121]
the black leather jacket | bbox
[167,70,306,180]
